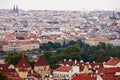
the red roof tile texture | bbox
[99,68,120,74]
[28,69,42,78]
[0,64,15,72]
[34,56,49,66]
[105,58,120,65]
[3,72,22,80]
[102,77,117,80]
[16,57,31,68]
[55,66,72,72]
[72,74,96,80]
[87,37,109,41]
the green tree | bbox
[53,42,61,49]
[49,56,59,69]
[98,42,106,49]
[64,44,83,54]
[56,53,71,61]
[67,40,76,46]
[44,51,53,61]
[96,49,109,62]
[5,51,29,66]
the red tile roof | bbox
[0,64,15,72]
[34,56,49,66]
[2,33,40,45]
[72,74,96,80]
[3,72,22,80]
[99,68,120,74]
[58,60,103,72]
[28,69,42,78]
[16,57,31,68]
[105,58,120,65]
[55,66,72,72]
[87,37,109,41]
[102,76,117,80]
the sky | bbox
[0,0,120,11]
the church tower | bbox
[13,5,16,12]
[16,5,19,14]
[13,5,19,14]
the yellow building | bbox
[34,56,50,78]
[16,57,31,78]
[85,37,110,46]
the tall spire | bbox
[13,5,16,12]
[16,5,18,13]
[112,11,115,18]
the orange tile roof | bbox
[72,74,96,80]
[87,37,109,41]
[55,66,72,72]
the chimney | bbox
[110,57,113,59]
[103,61,106,65]
[86,62,89,64]
[93,61,95,63]
[80,60,83,63]
[64,59,66,62]
[75,60,77,64]
[69,59,72,62]
[95,70,98,74]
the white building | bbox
[53,65,79,80]
[103,58,120,68]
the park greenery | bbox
[4,40,120,69]
[41,40,120,69]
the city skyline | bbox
[0,0,120,11]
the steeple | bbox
[13,5,16,12]
[110,11,117,20]
[16,5,18,13]
[112,11,116,18]
[13,5,19,14]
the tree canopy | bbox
[5,51,29,66]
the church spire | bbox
[13,5,19,15]
[13,5,16,12]
[16,5,18,13]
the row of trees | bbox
[42,40,120,69]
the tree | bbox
[95,49,109,62]
[81,53,89,62]
[67,40,76,46]
[98,42,106,49]
[49,56,59,69]
[64,44,83,54]
[44,51,53,61]
[56,53,71,61]
[76,39,84,48]
[5,51,29,66]
[53,42,61,49]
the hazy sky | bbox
[0,0,120,11]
